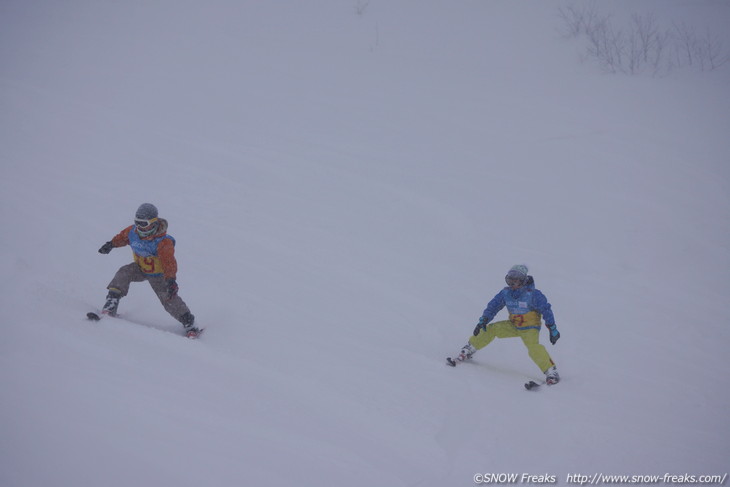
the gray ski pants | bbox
[107,263,191,323]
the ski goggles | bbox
[505,271,526,287]
[135,217,158,230]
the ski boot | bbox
[457,343,476,362]
[180,312,202,339]
[447,342,476,366]
[102,289,122,316]
[545,366,560,385]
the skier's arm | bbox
[482,291,506,323]
[99,226,132,253]
[533,290,560,344]
[157,238,178,281]
[532,290,555,325]
[110,226,133,248]
[473,292,506,336]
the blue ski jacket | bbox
[481,278,556,331]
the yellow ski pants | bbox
[468,320,555,373]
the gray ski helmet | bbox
[135,203,158,221]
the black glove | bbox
[98,241,114,254]
[473,316,489,336]
[546,324,560,345]
[166,279,179,299]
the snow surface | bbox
[1,1,729,486]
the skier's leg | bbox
[147,275,193,324]
[107,263,146,297]
[518,329,555,373]
[103,263,145,315]
[469,320,518,350]
[452,321,519,362]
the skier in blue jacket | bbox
[449,265,561,385]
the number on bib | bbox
[135,254,162,274]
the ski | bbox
[447,356,550,390]
[525,380,553,390]
[86,311,204,339]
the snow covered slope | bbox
[1,1,729,486]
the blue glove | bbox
[473,316,489,336]
[546,324,560,345]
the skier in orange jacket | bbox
[97,203,201,338]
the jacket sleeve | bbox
[157,238,178,280]
[110,226,132,248]
[482,290,506,323]
[532,290,556,326]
